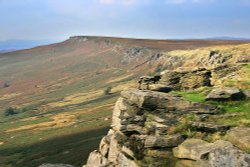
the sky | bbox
[0,0,250,41]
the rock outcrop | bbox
[173,139,213,161]
[208,140,250,167]
[85,59,250,167]
[189,122,231,133]
[83,88,250,167]
[205,87,246,101]
[138,68,212,91]
[138,62,249,91]
[174,139,250,167]
[160,68,212,90]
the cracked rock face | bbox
[159,68,212,90]
[209,140,250,167]
[174,139,250,167]
[173,139,213,161]
[83,89,230,167]
[83,89,250,167]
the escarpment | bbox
[81,44,250,167]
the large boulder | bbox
[121,89,216,113]
[111,97,142,131]
[84,150,108,167]
[148,84,172,93]
[190,121,231,132]
[208,140,250,167]
[205,87,246,101]
[121,89,189,110]
[226,127,250,153]
[173,139,213,161]
[144,134,184,148]
[174,139,250,167]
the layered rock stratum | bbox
[83,88,250,167]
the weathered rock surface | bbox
[99,135,111,157]
[148,84,172,93]
[138,76,161,90]
[173,139,213,161]
[138,61,249,91]
[160,68,212,90]
[83,89,249,167]
[117,153,138,167]
[174,139,250,167]
[190,121,231,132]
[84,150,108,167]
[39,164,74,167]
[205,87,246,101]
[144,134,184,148]
[211,64,245,87]
[208,140,250,167]
[121,89,217,113]
[121,47,146,64]
[227,127,250,153]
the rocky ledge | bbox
[83,88,250,167]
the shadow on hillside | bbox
[0,127,109,167]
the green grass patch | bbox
[210,99,250,113]
[209,99,250,127]
[171,90,207,103]
[0,92,116,167]
[172,89,250,127]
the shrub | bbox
[4,107,18,116]
[104,86,112,95]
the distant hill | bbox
[203,36,250,41]
[0,49,17,53]
[0,36,249,167]
[0,39,57,51]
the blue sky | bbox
[0,0,250,41]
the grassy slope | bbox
[0,37,249,167]
[0,38,139,167]
[173,88,250,127]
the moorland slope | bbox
[0,36,249,167]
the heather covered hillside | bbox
[0,37,249,167]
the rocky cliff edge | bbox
[83,88,250,167]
